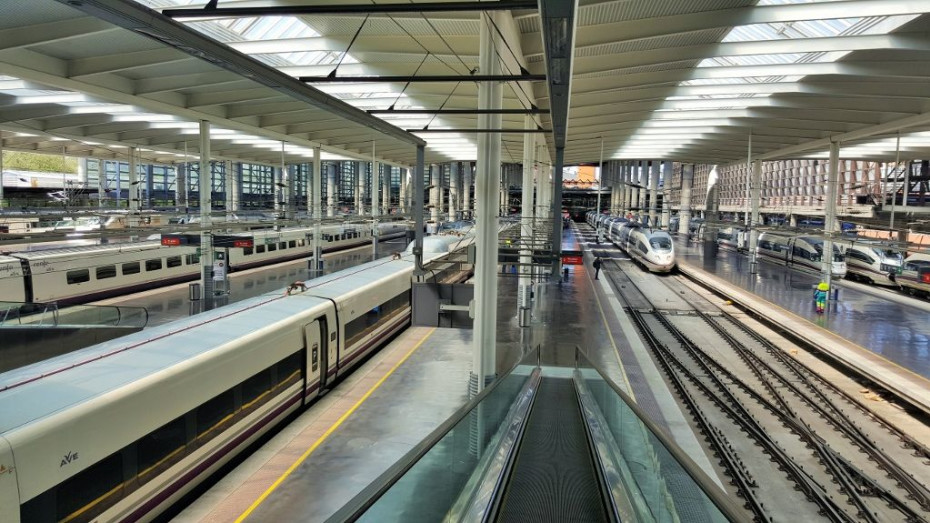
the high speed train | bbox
[842,241,903,286]
[608,219,676,273]
[0,222,410,305]
[756,232,847,277]
[898,253,930,297]
[0,234,472,523]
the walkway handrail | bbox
[326,345,541,523]
[574,346,749,522]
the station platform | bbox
[175,226,718,522]
[674,237,930,381]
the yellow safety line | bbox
[588,255,638,401]
[235,326,437,522]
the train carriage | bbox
[0,256,27,303]
[843,242,903,286]
[898,253,930,297]
[0,238,471,523]
[755,232,847,277]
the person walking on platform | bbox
[814,280,829,313]
[593,257,602,280]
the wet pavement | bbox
[676,238,930,379]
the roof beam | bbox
[163,0,537,17]
[524,0,930,56]
[68,48,191,77]
[227,35,476,56]
[760,107,930,160]
[300,75,545,83]
[537,33,930,73]
[61,0,425,148]
[538,0,579,149]
[0,17,114,52]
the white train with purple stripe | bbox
[0,222,409,305]
[0,236,471,523]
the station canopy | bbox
[2,0,930,166]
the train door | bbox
[303,318,328,396]
[786,238,796,266]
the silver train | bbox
[898,253,930,297]
[755,232,847,277]
[587,212,676,273]
[842,241,902,287]
[0,222,410,304]
[0,234,473,523]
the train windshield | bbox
[873,248,903,264]
[650,236,672,251]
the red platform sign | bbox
[562,255,583,265]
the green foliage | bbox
[1,151,78,173]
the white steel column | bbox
[623,162,633,216]
[128,148,140,226]
[383,164,390,214]
[305,159,313,219]
[225,159,234,220]
[430,164,441,226]
[679,164,694,236]
[400,167,408,213]
[822,141,840,291]
[745,131,752,225]
[661,161,673,228]
[463,162,472,216]
[450,162,460,221]
[176,161,187,211]
[749,159,762,273]
[198,121,214,300]
[519,117,536,326]
[274,159,283,219]
[648,160,660,227]
[326,162,336,217]
[356,161,364,216]
[97,160,105,210]
[637,161,647,217]
[473,11,503,391]
[231,162,241,213]
[312,146,323,274]
[595,138,604,242]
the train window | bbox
[256,245,266,254]
[275,351,303,387]
[196,388,235,439]
[344,290,411,346]
[122,262,141,275]
[167,256,182,268]
[66,269,90,284]
[96,265,117,280]
[146,259,163,271]
[242,368,273,408]
[20,450,125,523]
[186,254,201,265]
[243,247,253,256]
[267,244,277,252]
[280,242,287,250]
[288,240,297,248]
[298,239,306,247]
[136,416,187,481]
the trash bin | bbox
[189,282,201,301]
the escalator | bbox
[330,348,748,523]
[496,376,608,522]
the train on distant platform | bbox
[755,232,848,277]
[0,222,410,305]
[0,233,473,523]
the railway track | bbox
[604,259,930,522]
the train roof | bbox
[0,249,449,434]
[0,290,335,435]
[9,240,165,260]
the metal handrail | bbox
[326,345,541,523]
[573,346,749,523]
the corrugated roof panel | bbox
[579,0,756,24]
[574,28,731,58]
